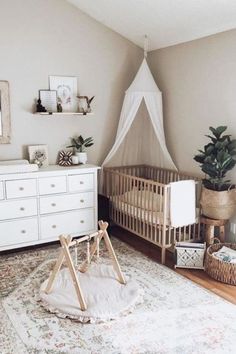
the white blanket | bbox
[170,180,196,228]
[212,246,236,264]
[39,264,142,323]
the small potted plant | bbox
[194,126,236,219]
[67,135,94,164]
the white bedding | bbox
[111,188,199,226]
[112,198,166,224]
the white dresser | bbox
[0,164,100,251]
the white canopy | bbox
[101,58,177,174]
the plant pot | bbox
[75,152,87,164]
[200,186,236,219]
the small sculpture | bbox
[58,150,73,166]
[57,102,63,112]
[36,99,47,113]
[77,96,95,114]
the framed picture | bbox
[28,145,49,167]
[0,81,11,144]
[49,76,77,112]
[39,90,57,112]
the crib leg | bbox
[161,248,166,265]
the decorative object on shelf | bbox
[194,126,236,219]
[67,135,94,164]
[57,98,63,113]
[175,241,206,270]
[28,144,49,168]
[36,99,47,113]
[39,90,57,113]
[77,95,95,114]
[0,81,11,144]
[58,150,73,166]
[71,155,79,165]
[49,76,77,112]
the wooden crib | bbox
[103,165,201,264]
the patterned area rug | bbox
[1,238,236,354]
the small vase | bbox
[76,152,87,164]
[71,155,79,165]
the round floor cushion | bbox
[39,263,142,323]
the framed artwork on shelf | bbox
[49,76,78,112]
[28,144,49,167]
[39,90,57,113]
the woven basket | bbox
[205,243,236,285]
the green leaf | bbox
[78,135,84,144]
[193,154,205,163]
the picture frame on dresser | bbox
[0,81,11,144]
[28,144,49,167]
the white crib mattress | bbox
[112,199,166,225]
[111,198,199,227]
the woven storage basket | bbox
[205,243,236,285]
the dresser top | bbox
[0,164,100,180]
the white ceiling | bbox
[68,0,236,51]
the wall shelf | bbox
[34,112,93,116]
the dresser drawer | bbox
[0,199,37,220]
[39,176,66,195]
[6,179,37,199]
[40,192,94,214]
[0,182,4,200]
[0,218,38,247]
[40,209,95,240]
[68,174,94,192]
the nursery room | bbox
[1,0,236,353]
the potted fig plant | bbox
[67,135,94,164]
[194,126,236,219]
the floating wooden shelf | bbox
[34,112,93,116]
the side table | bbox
[200,216,228,246]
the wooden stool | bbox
[200,216,228,246]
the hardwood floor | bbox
[111,225,236,305]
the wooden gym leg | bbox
[60,235,87,311]
[99,220,126,284]
[44,235,71,294]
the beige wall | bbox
[149,29,236,238]
[0,0,142,164]
[148,29,236,181]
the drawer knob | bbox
[51,184,55,188]
[21,230,26,234]
[52,224,57,228]
[80,220,84,224]
[51,203,56,207]
[20,207,25,211]
[79,181,84,185]
[80,199,84,203]
[19,187,24,191]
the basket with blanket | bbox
[205,243,236,285]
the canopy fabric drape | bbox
[100,58,177,191]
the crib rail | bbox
[104,165,201,264]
